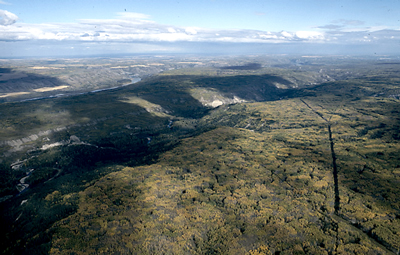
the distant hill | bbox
[220,62,262,70]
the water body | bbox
[89,77,141,93]
[16,169,34,194]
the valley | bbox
[0,55,400,254]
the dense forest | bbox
[1,58,400,254]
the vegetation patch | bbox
[1,58,400,254]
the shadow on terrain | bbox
[193,74,289,101]
[0,73,294,254]
[0,86,177,254]
[220,63,262,70]
[0,67,13,73]
[129,77,210,119]
[112,74,293,119]
[2,71,400,253]
[0,67,64,95]
[130,74,292,112]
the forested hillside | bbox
[49,94,400,254]
[1,60,400,254]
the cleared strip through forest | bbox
[299,99,340,213]
[299,99,341,253]
[299,99,395,254]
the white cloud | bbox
[258,32,278,40]
[167,27,177,33]
[185,27,198,35]
[0,1,11,5]
[0,9,17,25]
[295,31,324,40]
[367,26,389,32]
[0,9,398,48]
[280,31,293,38]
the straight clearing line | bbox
[299,98,395,254]
[300,98,341,253]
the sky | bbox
[0,0,400,57]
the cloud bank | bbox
[0,10,326,43]
[0,10,399,56]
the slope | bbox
[49,91,400,254]
[1,63,400,254]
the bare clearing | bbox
[0,92,30,98]
[33,85,69,92]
